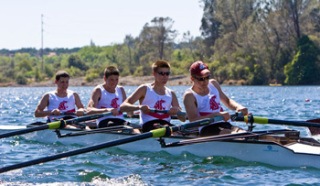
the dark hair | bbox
[55,70,70,81]
[104,66,120,78]
[152,60,171,72]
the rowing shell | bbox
[1,125,320,169]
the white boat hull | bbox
[8,128,320,169]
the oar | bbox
[0,116,223,173]
[234,115,320,135]
[57,125,133,138]
[0,112,112,139]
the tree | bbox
[124,35,134,66]
[68,55,88,71]
[200,0,222,57]
[181,31,197,61]
[284,35,320,85]
[137,17,177,64]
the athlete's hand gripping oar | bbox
[233,114,320,135]
[0,112,112,139]
[0,116,223,174]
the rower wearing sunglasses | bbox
[183,61,248,136]
[120,60,185,132]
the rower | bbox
[87,66,132,129]
[34,70,87,129]
[120,60,186,133]
[183,61,248,136]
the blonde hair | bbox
[151,60,171,72]
[104,66,120,78]
[55,70,70,81]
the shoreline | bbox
[0,75,193,87]
[0,75,248,87]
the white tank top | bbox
[96,85,124,124]
[190,83,222,116]
[140,84,172,125]
[47,90,76,121]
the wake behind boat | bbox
[1,119,320,169]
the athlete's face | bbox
[192,72,210,88]
[56,77,69,90]
[154,67,170,84]
[105,75,119,88]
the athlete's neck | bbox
[56,89,68,97]
[192,86,209,96]
[103,84,116,93]
[151,82,166,95]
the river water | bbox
[0,85,320,185]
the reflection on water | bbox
[0,86,320,185]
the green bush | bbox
[16,74,28,85]
[85,72,99,82]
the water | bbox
[0,85,320,185]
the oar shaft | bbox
[0,126,174,173]
[0,132,154,173]
[268,118,320,128]
[0,123,52,139]
[0,112,112,139]
[236,116,320,128]
[64,112,112,124]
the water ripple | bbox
[0,86,320,185]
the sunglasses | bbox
[193,76,210,81]
[157,71,171,76]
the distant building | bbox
[47,52,56,57]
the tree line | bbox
[0,0,319,85]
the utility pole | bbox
[41,14,44,72]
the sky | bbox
[0,0,204,50]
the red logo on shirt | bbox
[154,99,165,110]
[209,95,220,110]
[111,98,119,108]
[58,101,68,110]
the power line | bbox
[41,14,44,72]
